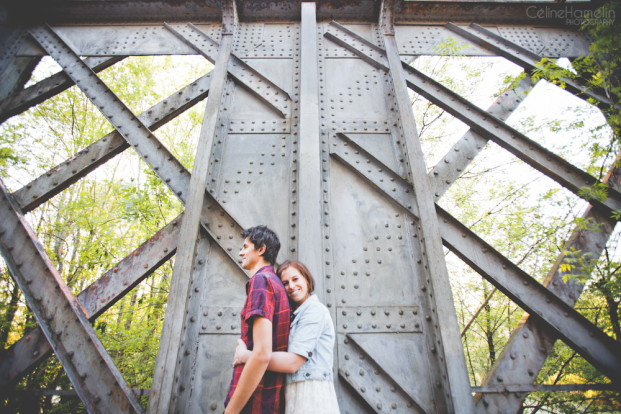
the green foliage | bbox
[427,5,621,410]
[0,55,206,411]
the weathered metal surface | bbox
[474,158,621,412]
[0,56,123,123]
[380,1,471,411]
[0,25,38,101]
[445,23,614,108]
[28,25,195,203]
[4,0,604,27]
[148,3,237,411]
[331,131,621,386]
[164,23,291,118]
[1,1,619,412]
[394,1,602,27]
[13,71,212,212]
[0,216,180,388]
[12,23,592,59]
[0,180,144,413]
[324,21,621,220]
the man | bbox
[225,225,291,414]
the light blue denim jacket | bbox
[287,295,335,384]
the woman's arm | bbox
[234,339,306,374]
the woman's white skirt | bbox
[284,380,340,414]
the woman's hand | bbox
[233,338,251,366]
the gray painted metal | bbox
[1,1,620,413]
[0,180,143,413]
[11,24,591,59]
[0,56,123,123]
[0,25,39,101]
[13,71,212,212]
[324,22,621,219]
[445,23,617,109]
[298,2,324,295]
[148,3,237,411]
[474,159,621,412]
[380,1,471,411]
[0,217,179,388]
[330,132,621,385]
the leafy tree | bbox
[0,54,207,411]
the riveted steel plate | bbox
[395,25,490,56]
[323,59,390,121]
[536,28,594,58]
[200,307,241,334]
[336,306,422,333]
[321,24,374,58]
[228,119,290,134]
[235,23,296,58]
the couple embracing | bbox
[224,225,340,414]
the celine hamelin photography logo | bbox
[526,5,615,26]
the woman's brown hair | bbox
[276,260,315,294]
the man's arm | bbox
[224,317,272,414]
[234,339,306,374]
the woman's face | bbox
[280,266,310,305]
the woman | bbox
[234,260,340,414]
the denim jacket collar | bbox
[293,294,318,317]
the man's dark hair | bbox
[241,225,281,265]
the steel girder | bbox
[0,0,620,413]
[2,0,605,26]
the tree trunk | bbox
[0,277,21,349]
[605,295,620,342]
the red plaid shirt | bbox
[225,265,291,413]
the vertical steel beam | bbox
[147,2,237,412]
[323,23,621,219]
[0,180,143,413]
[379,1,474,412]
[298,2,323,294]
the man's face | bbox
[239,237,264,270]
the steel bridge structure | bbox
[0,0,619,413]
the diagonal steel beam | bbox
[0,215,179,389]
[330,133,621,386]
[379,2,472,411]
[324,21,621,220]
[149,3,237,411]
[474,157,621,412]
[164,22,291,118]
[0,179,143,413]
[0,56,124,123]
[0,206,248,389]
[13,70,212,213]
[339,334,427,413]
[28,24,195,204]
[27,25,245,259]
[445,23,618,110]
[430,74,535,199]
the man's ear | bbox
[256,244,267,257]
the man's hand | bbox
[233,339,251,366]
[224,317,272,413]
